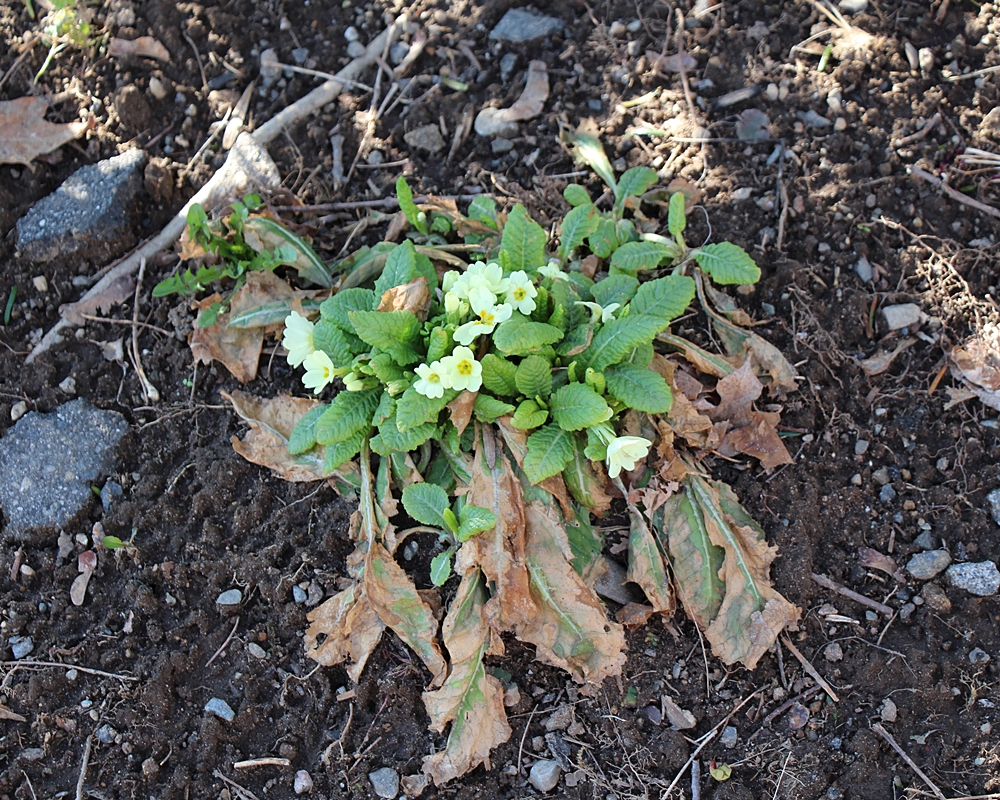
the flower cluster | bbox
[282,312,339,395]
[442,261,538,348]
[413,346,482,398]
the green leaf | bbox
[614,166,657,210]
[316,389,381,444]
[492,313,563,357]
[549,383,612,431]
[372,391,395,426]
[693,242,761,285]
[589,274,639,309]
[313,320,363,368]
[242,217,332,288]
[473,394,516,423]
[605,362,673,413]
[467,195,499,229]
[500,204,547,272]
[228,297,323,329]
[348,309,422,365]
[426,326,451,364]
[480,354,519,396]
[402,482,451,529]
[515,354,553,398]
[584,315,667,371]
[557,203,600,262]
[625,504,673,613]
[323,427,366,472]
[395,386,459,432]
[429,550,454,586]
[609,241,676,276]
[320,288,377,330]
[511,399,549,430]
[555,323,593,357]
[457,504,498,542]
[668,192,687,238]
[630,274,695,322]
[374,240,419,296]
[563,435,611,515]
[370,413,437,455]
[565,504,604,576]
[524,424,575,484]
[563,184,591,207]
[396,176,426,232]
[288,405,328,455]
[369,352,405,385]
[627,341,655,367]
[588,217,618,259]
[567,131,617,197]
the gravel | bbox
[824,642,844,662]
[987,488,1000,526]
[216,589,242,606]
[719,726,738,747]
[489,8,564,43]
[10,635,33,659]
[368,767,399,799]
[204,698,235,722]
[906,550,952,580]
[529,760,562,792]
[946,561,1000,596]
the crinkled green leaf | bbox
[590,274,639,309]
[500,204,547,272]
[458,504,498,542]
[609,240,676,276]
[630,274,695,322]
[492,314,564,357]
[316,388,381,445]
[243,217,332,288]
[614,166,657,211]
[375,240,419,295]
[567,130,617,197]
[562,434,612,515]
[369,353,405,385]
[349,309,422,365]
[693,242,761,285]
[549,383,612,431]
[320,288,377,330]
[371,412,437,455]
[313,320,363,368]
[515,354,553,398]
[323,427,367,472]
[396,176,424,232]
[588,217,618,259]
[668,191,687,239]
[372,391,395,427]
[467,195,499,230]
[584,314,666,371]
[524,424,575,484]
[480,353,519,397]
[426,326,452,364]
[396,386,459,432]
[402,482,451,529]
[430,550,454,587]
[473,394,515,423]
[511,399,549,431]
[605,362,673,413]
[555,324,593,357]
[563,184,591,207]
[288,404,328,455]
[557,203,600,262]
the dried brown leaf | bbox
[447,391,477,438]
[646,50,698,74]
[949,325,1000,411]
[108,36,171,61]
[859,336,917,377]
[858,547,904,582]
[422,570,512,786]
[59,273,135,326]
[615,602,655,628]
[516,500,627,689]
[377,276,431,320]
[305,579,385,682]
[0,704,27,723]
[711,317,802,397]
[0,97,95,166]
[625,504,674,616]
[495,419,575,518]
[722,414,794,470]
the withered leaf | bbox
[626,504,674,616]
[710,314,801,397]
[0,704,27,723]
[859,336,917,377]
[646,50,698,74]
[422,570,512,786]
[377,276,431,320]
[447,391,476,438]
[516,500,626,689]
[305,579,385,682]
[858,547,904,582]
[108,36,171,61]
[949,325,1000,411]
[60,273,136,326]
[0,97,95,166]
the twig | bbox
[780,634,839,703]
[893,113,942,149]
[909,165,1000,220]
[761,684,822,727]
[259,56,373,92]
[772,751,791,799]
[233,757,291,769]
[75,735,93,800]
[811,572,894,616]
[517,704,540,777]
[213,769,262,800]
[206,615,240,666]
[79,314,171,335]
[691,759,701,800]
[22,772,37,800]
[272,193,489,213]
[945,62,1000,82]
[322,702,354,766]
[1,660,139,681]
[130,258,160,402]
[179,110,228,180]
[872,723,947,800]
[182,30,208,90]
[0,40,38,92]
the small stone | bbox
[260,48,281,87]
[58,376,77,395]
[95,724,117,744]
[969,647,991,664]
[10,401,27,422]
[987,489,1000,526]
[839,0,868,13]
[797,110,832,128]
[148,76,168,100]
[21,748,45,762]
[882,303,923,330]
[733,187,753,201]
[401,773,429,798]
[344,26,360,42]
[294,770,313,794]
[142,757,159,777]
[368,767,400,799]
[913,583,951,614]
[904,42,920,71]
[491,137,514,155]
[854,439,869,455]
[719,726,738,747]
[626,19,642,32]
[216,589,243,606]
[499,52,518,83]
[818,242,831,254]
[489,8,564,43]
[33,275,48,292]
[293,585,307,603]
[529,760,562,792]
[247,642,267,659]
[880,698,897,723]
[100,481,123,513]
[787,703,810,730]
[367,149,384,166]
[404,123,446,153]
[642,705,662,724]
[880,484,896,504]
[906,550,952,580]
[587,98,603,112]
[306,581,323,606]
[766,83,779,101]
[872,467,890,485]
[347,41,366,58]
[824,642,844,662]
[918,47,935,73]
[834,117,847,131]
[389,41,410,66]
[609,20,626,37]
[851,473,862,486]
[10,635,33,659]
[899,602,916,621]
[205,698,235,722]
[855,256,873,283]
[544,705,574,732]
[946,561,1000,596]
[913,531,937,551]
[291,47,309,65]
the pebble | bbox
[918,47,935,74]
[879,484,896,504]
[851,473,862,486]
[344,26,360,42]
[899,602,916,621]
[946,561,1000,596]
[291,47,309,66]
[142,757,159,777]
[59,376,77,395]
[10,401,27,422]
[294,770,313,794]
[404,123,446,153]
[204,698,235,722]
[906,550,952,580]
[293,585,307,603]
[21,748,45,762]
[904,42,919,71]
[10,635,33,659]
[389,40,410,66]
[733,187,753,201]
[839,0,868,12]
[766,83,779,101]
[834,117,847,132]
[306,582,323,606]
[149,76,168,100]
[247,642,267,659]
[855,256,873,283]
[882,303,923,330]
[489,8,564,43]
[402,539,418,561]
[880,698,897,723]
[872,467,889,486]
[969,647,991,664]
[544,705,574,732]
[347,41,366,58]
[913,531,937,551]
[987,489,1000,526]
[609,20,626,37]
[788,703,810,730]
[95,724,118,744]
[719,726,738,747]
[260,48,280,87]
[368,767,400,799]
[797,110,832,128]
[100,481,123,512]
[627,19,642,32]
[491,137,514,155]
[854,439,869,455]
[216,589,243,606]
[499,52,518,83]
[33,275,48,292]
[529,760,562,792]
[824,642,844,662]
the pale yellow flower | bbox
[605,436,652,478]
[454,295,513,346]
[343,372,366,391]
[439,346,483,392]
[538,262,570,281]
[302,350,336,394]
[505,270,538,315]
[282,311,315,367]
[414,361,447,399]
[576,300,621,324]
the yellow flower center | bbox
[457,360,473,376]
[427,372,440,383]
[512,287,526,301]
[479,310,495,325]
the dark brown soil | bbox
[3,1,1000,799]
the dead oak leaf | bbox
[0,97,95,166]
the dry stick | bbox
[27,21,403,364]
[183,30,208,90]
[811,572,894,617]
[691,759,701,800]
[780,634,840,703]
[80,314,171,335]
[892,112,942,149]
[233,758,291,769]
[872,723,947,800]
[130,258,160,402]
[213,769,262,800]
[75,735,93,800]
[1,660,139,681]
[206,615,240,667]
[908,165,1000,221]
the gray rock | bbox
[879,698,897,722]
[593,556,644,605]
[879,484,896,504]
[855,255,873,283]
[21,748,45,762]
[499,52,518,83]
[899,602,916,621]
[920,583,951,612]
[16,149,147,263]
[216,589,242,606]
[95,724,118,744]
[247,642,267,659]
[882,303,923,331]
[294,770,313,794]
[913,531,937,551]
[291,47,309,65]
[797,110,832,128]
[344,26,360,42]
[906,550,952,580]
[100,481,123,513]
[404,123,446,153]
[838,0,868,12]
[529,760,562,792]
[293,585,307,603]
[347,41,367,59]
[10,635,33,659]
[969,647,991,664]
[473,108,520,139]
[0,399,128,538]
[854,439,869,455]
[946,561,1000,596]
[389,41,410,66]
[260,48,281,87]
[824,642,844,662]
[719,725,738,747]
[987,488,1000,526]
[491,137,514,155]
[368,767,400,799]
[489,9,564,43]
[204,698,235,722]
